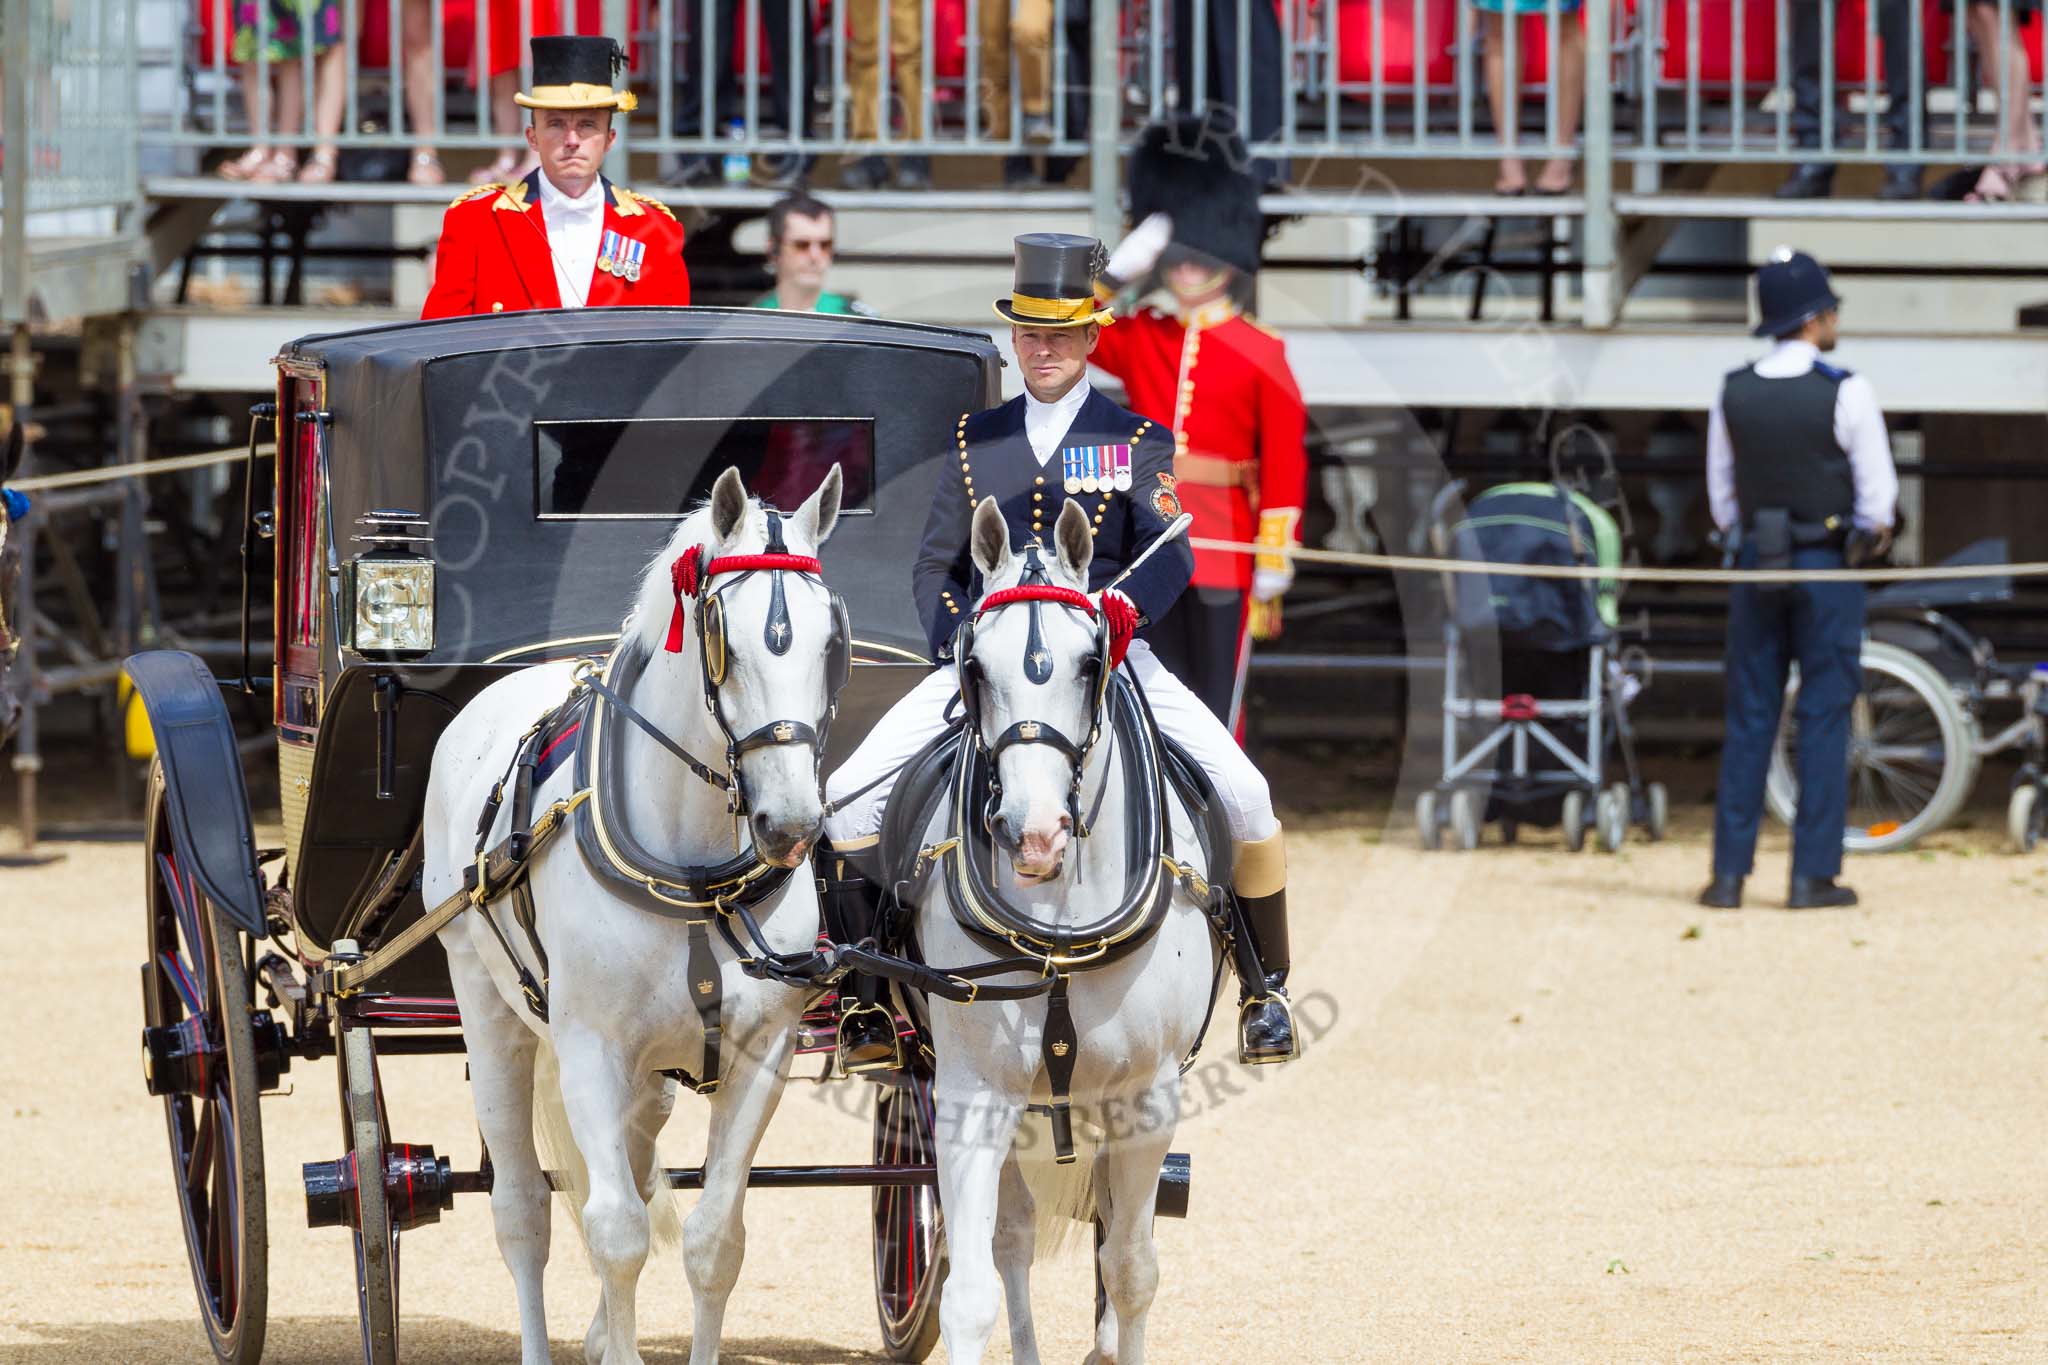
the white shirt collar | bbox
[1756,337,1821,378]
[1021,378,1091,467]
[538,171,605,219]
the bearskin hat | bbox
[1127,112,1264,278]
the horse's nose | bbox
[752,810,820,867]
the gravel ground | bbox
[3,806,2046,1363]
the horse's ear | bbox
[709,466,748,543]
[1053,498,1093,581]
[970,497,1009,578]
[795,464,842,546]
[2,418,21,484]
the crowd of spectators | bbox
[203,0,2045,202]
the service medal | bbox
[1062,446,1082,495]
[626,239,645,283]
[1110,443,1133,491]
[597,229,618,275]
[1080,445,1100,494]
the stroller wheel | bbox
[2009,784,2041,854]
[1448,789,1482,851]
[1416,791,1443,851]
[1561,790,1588,852]
[1595,786,1628,853]
[1645,783,1669,842]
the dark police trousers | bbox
[1712,543,1865,881]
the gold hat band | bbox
[515,82,639,111]
[1007,292,1105,322]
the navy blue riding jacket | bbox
[912,388,1195,659]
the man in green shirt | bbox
[753,191,875,316]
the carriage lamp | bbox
[344,510,435,657]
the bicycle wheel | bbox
[1765,640,1977,853]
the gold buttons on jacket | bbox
[491,301,505,312]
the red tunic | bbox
[421,171,690,318]
[1089,302,1307,591]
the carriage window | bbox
[533,418,875,520]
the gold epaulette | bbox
[448,182,500,210]
[490,179,531,212]
[617,187,676,220]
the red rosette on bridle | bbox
[664,545,702,653]
[1099,590,1139,667]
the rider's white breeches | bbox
[823,640,1279,849]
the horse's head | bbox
[644,464,846,867]
[962,498,1111,886]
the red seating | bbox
[1336,0,1458,88]
[1655,0,1781,86]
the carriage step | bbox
[304,1143,456,1232]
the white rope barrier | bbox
[8,444,273,494]
[1192,537,2048,586]
[2,447,2038,588]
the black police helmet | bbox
[1753,246,1841,339]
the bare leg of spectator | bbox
[402,0,447,184]
[1479,12,1526,194]
[218,60,277,180]
[258,62,305,181]
[298,43,347,183]
[1965,3,2045,200]
[1534,17,1584,194]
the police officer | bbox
[819,232,1300,1069]
[1699,248,1898,911]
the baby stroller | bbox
[1416,480,1667,851]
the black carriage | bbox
[129,307,1105,1363]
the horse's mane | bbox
[620,495,768,657]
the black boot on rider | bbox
[1231,828,1297,1064]
[818,850,902,1074]
[1236,886,1297,1063]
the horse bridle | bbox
[655,509,852,817]
[957,544,1113,838]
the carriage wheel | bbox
[1561,790,1587,852]
[335,1001,401,1365]
[1765,641,1976,853]
[872,1071,944,1362]
[1414,792,1442,851]
[141,763,269,1365]
[2009,784,2041,854]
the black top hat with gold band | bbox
[993,233,1114,327]
[515,36,639,112]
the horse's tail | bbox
[531,1040,685,1254]
[1016,1110,1100,1260]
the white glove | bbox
[1104,213,1173,286]
[1252,566,1293,603]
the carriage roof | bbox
[274,308,1004,669]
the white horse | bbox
[422,467,843,1365]
[915,497,1219,1365]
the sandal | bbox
[248,149,299,183]
[469,148,525,185]
[297,147,339,184]
[1966,163,2020,203]
[407,149,446,186]
[1534,159,1576,195]
[216,146,273,182]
